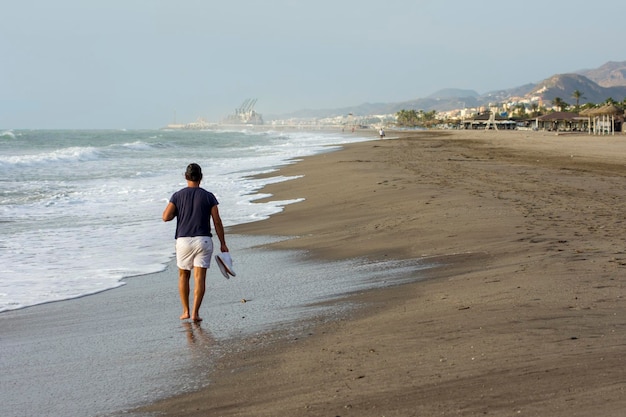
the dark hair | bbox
[185,163,203,182]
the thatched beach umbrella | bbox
[586,104,624,135]
[588,104,622,116]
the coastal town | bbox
[166,96,625,135]
[270,100,625,135]
[165,62,626,135]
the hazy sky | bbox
[2,0,623,129]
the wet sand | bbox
[2,233,424,417]
[139,129,626,416]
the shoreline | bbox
[3,233,411,417]
[138,129,626,416]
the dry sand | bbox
[139,130,626,416]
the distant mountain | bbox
[577,61,626,87]
[269,61,626,120]
[527,73,626,104]
[428,88,479,99]
[271,95,482,120]
[480,83,536,102]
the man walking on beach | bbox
[162,163,229,322]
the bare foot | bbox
[191,316,203,322]
[180,313,190,320]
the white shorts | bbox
[175,236,214,270]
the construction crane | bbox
[223,99,264,125]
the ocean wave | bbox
[0,146,102,167]
[116,140,154,151]
[1,130,17,139]
[111,140,179,152]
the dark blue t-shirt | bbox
[169,187,219,239]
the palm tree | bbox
[552,97,568,112]
[395,109,420,127]
[529,102,540,117]
[514,103,527,118]
[571,90,585,110]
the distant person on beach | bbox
[162,163,229,322]
[379,128,385,139]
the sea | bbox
[0,128,377,313]
[0,128,434,417]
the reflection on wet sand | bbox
[182,321,215,356]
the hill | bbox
[578,61,626,87]
[270,61,626,120]
[528,73,626,104]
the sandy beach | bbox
[138,129,626,416]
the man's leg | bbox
[191,267,207,322]
[178,268,191,320]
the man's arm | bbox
[211,205,229,252]
[162,202,177,222]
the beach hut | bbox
[535,112,586,132]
